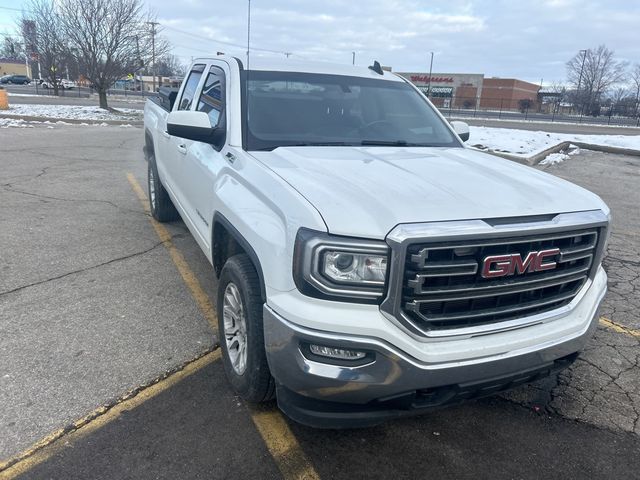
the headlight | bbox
[293,228,389,302]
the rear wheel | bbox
[147,152,179,222]
[218,254,275,403]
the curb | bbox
[0,113,143,126]
[480,141,640,165]
[570,141,640,158]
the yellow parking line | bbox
[126,172,320,480]
[0,351,219,479]
[599,317,640,338]
[251,407,320,480]
[126,172,218,331]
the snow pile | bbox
[539,152,568,165]
[469,126,640,158]
[2,103,142,121]
[538,145,582,166]
[0,118,40,128]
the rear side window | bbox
[177,64,205,111]
[197,66,225,126]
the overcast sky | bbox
[1,0,638,84]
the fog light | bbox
[309,344,367,361]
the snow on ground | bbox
[7,93,58,98]
[0,118,133,129]
[0,118,42,128]
[469,126,640,158]
[1,103,142,121]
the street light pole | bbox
[576,49,587,115]
[352,51,355,65]
[427,51,434,98]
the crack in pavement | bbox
[0,233,187,298]
[1,184,150,217]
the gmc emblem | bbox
[481,248,560,279]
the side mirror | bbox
[450,120,470,142]
[166,110,224,145]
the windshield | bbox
[243,71,460,151]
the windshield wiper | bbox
[360,140,432,146]
[253,142,354,151]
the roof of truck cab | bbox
[192,56,405,82]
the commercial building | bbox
[480,78,540,110]
[395,71,541,111]
[396,72,484,108]
[0,59,28,77]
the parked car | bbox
[0,74,31,85]
[143,56,609,428]
[40,78,75,90]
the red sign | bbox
[410,75,454,83]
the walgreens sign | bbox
[410,75,454,83]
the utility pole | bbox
[352,51,355,65]
[576,49,587,115]
[147,21,159,93]
[427,52,434,98]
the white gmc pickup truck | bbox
[143,56,609,428]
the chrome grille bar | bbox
[400,228,600,331]
[409,287,581,323]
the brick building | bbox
[480,78,540,110]
[395,71,541,111]
[396,72,484,109]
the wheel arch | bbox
[212,212,266,302]
[143,128,155,162]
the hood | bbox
[251,146,607,239]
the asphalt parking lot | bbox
[1,125,639,479]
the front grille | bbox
[401,229,599,331]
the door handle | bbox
[177,144,187,155]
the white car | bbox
[40,79,75,89]
[143,56,609,428]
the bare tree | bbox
[156,54,186,77]
[607,87,631,116]
[0,34,25,60]
[631,64,640,117]
[58,0,166,109]
[19,0,68,95]
[546,81,566,114]
[567,45,628,115]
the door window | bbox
[196,66,225,126]
[177,64,205,111]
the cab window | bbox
[196,66,225,126]
[177,64,205,111]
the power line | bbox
[163,24,291,56]
[0,5,27,13]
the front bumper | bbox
[264,267,607,428]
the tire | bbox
[218,254,275,403]
[147,152,179,222]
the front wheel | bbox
[218,254,275,403]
